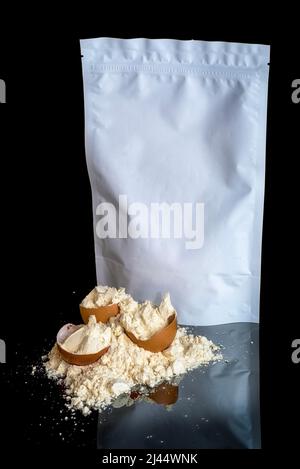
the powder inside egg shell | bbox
[61,315,111,354]
[119,292,176,340]
[81,285,129,308]
[45,315,222,415]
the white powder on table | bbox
[119,293,175,340]
[45,316,221,415]
[81,285,129,308]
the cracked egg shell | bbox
[56,323,109,366]
[80,303,119,324]
[125,314,177,353]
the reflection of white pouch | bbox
[80,38,270,326]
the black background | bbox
[0,21,299,460]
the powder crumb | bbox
[82,407,90,416]
[44,313,221,415]
[165,405,174,412]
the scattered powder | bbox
[45,315,221,414]
[61,315,111,354]
[81,285,129,308]
[120,293,175,340]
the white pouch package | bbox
[80,37,270,326]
